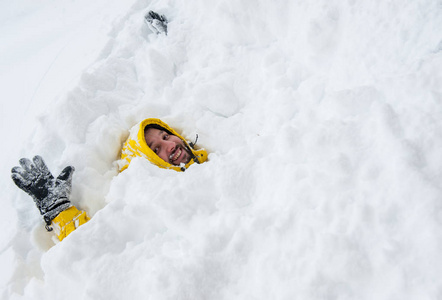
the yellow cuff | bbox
[52,206,90,241]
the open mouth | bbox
[169,146,183,164]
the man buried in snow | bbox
[11,118,208,241]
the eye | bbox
[163,134,169,140]
[154,147,159,154]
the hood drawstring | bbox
[182,133,201,171]
[189,133,199,149]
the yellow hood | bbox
[118,118,208,172]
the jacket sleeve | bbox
[51,206,90,241]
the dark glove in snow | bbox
[145,10,168,35]
[11,155,74,230]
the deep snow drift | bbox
[2,0,442,299]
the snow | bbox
[2,0,442,299]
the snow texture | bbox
[2,0,442,299]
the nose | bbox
[160,140,176,159]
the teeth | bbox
[170,148,182,162]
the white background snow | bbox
[1,0,442,299]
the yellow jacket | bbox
[52,206,90,241]
[118,118,208,172]
[52,118,208,241]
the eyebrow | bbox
[147,130,165,149]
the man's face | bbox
[144,128,192,166]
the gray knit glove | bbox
[11,155,74,231]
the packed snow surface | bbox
[2,0,442,299]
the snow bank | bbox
[3,0,442,299]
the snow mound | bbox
[3,0,442,299]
